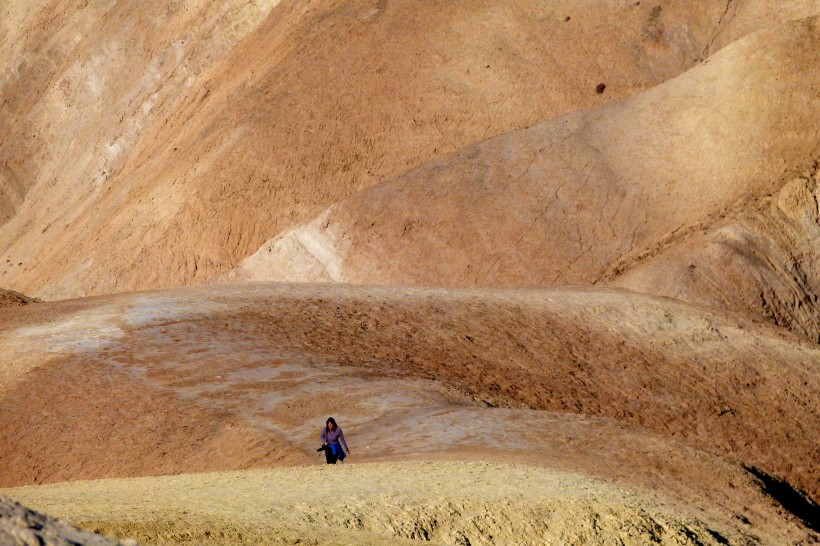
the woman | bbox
[319,417,349,464]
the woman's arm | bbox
[339,429,349,453]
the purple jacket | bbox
[321,427,348,451]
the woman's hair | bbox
[326,417,338,430]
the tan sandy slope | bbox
[0,283,817,544]
[232,15,820,341]
[1,0,818,298]
[3,463,762,546]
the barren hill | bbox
[231,15,820,341]
[2,3,819,545]
[2,0,818,299]
[0,283,817,543]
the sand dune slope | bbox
[1,1,817,298]
[0,283,817,543]
[233,16,820,339]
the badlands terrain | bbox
[1,0,819,545]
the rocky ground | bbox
[0,497,136,546]
[0,288,37,307]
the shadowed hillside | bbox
[612,161,820,342]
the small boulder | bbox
[0,497,137,546]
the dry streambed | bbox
[3,462,739,546]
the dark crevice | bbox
[707,528,730,545]
[701,0,734,59]
[744,466,820,532]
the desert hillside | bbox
[1,0,818,299]
[0,283,818,544]
[1,2,819,545]
[231,15,820,342]
[3,462,783,546]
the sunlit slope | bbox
[0,0,284,293]
[234,16,820,337]
[0,0,283,218]
[1,0,815,298]
[3,462,798,546]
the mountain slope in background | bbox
[231,15,820,342]
[2,0,818,298]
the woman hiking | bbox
[319,417,349,464]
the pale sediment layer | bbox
[2,462,748,546]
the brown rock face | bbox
[1,0,817,299]
[0,289,36,307]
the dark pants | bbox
[324,443,345,464]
